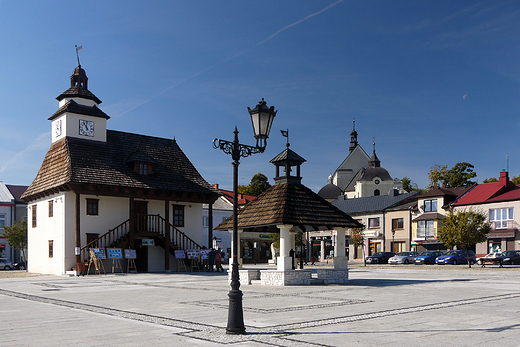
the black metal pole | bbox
[226,128,246,335]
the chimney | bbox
[499,171,509,187]
[212,184,219,189]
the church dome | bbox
[318,182,343,200]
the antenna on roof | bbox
[507,153,509,173]
[75,45,83,66]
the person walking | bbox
[208,249,216,272]
[215,249,224,273]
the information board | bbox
[142,239,155,246]
[200,250,210,260]
[174,250,186,259]
[107,248,123,259]
[186,249,200,259]
[124,249,137,259]
[90,248,106,259]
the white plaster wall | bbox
[57,113,107,142]
[170,202,204,246]
[147,245,165,272]
[59,97,98,108]
[27,193,67,275]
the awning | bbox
[488,230,516,238]
[412,213,444,221]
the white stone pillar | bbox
[320,239,325,262]
[229,228,243,269]
[277,224,293,271]
[334,228,348,270]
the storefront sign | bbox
[142,239,155,246]
[259,234,271,238]
[488,231,515,238]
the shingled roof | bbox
[214,183,362,233]
[22,130,220,203]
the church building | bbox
[318,121,402,200]
[22,63,220,275]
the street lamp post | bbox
[213,98,276,335]
[391,229,396,253]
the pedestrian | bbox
[215,249,224,272]
[208,248,216,272]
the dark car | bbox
[501,250,520,265]
[13,261,27,270]
[414,251,444,265]
[366,252,396,264]
[435,250,476,265]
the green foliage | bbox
[428,162,477,189]
[483,177,498,183]
[512,176,520,185]
[3,220,27,262]
[238,173,271,196]
[448,162,477,187]
[438,209,490,267]
[269,232,280,250]
[401,176,427,193]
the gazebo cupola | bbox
[270,139,306,185]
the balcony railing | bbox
[490,220,519,231]
[415,227,436,239]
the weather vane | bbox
[281,129,289,147]
[75,45,83,66]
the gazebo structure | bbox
[215,142,362,285]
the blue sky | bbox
[1,1,520,192]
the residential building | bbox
[333,192,418,259]
[452,171,520,255]
[21,63,219,275]
[411,186,472,253]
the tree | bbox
[427,162,477,189]
[438,209,490,268]
[350,226,366,266]
[238,173,271,196]
[512,176,520,185]
[401,176,427,193]
[428,164,449,189]
[448,162,476,187]
[3,220,27,262]
[483,177,498,183]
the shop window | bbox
[173,205,184,227]
[368,217,380,228]
[87,199,99,216]
[392,218,404,230]
[48,200,53,218]
[32,205,37,228]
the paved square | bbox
[1,265,519,346]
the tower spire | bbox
[349,119,358,153]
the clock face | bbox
[374,179,380,185]
[55,120,62,137]
[79,119,94,137]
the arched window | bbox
[374,189,380,196]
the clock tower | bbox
[48,64,109,143]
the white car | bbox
[0,259,13,270]
[388,251,420,265]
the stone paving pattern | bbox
[1,265,520,346]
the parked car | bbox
[366,252,396,264]
[0,259,13,270]
[414,251,445,265]
[435,250,476,265]
[501,250,520,265]
[476,252,504,266]
[13,261,27,270]
[388,251,419,264]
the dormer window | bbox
[134,162,153,175]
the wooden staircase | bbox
[80,214,202,263]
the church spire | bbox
[349,119,358,153]
[368,142,381,168]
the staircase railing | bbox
[79,214,202,263]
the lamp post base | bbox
[226,289,246,334]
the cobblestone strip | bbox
[265,292,520,332]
